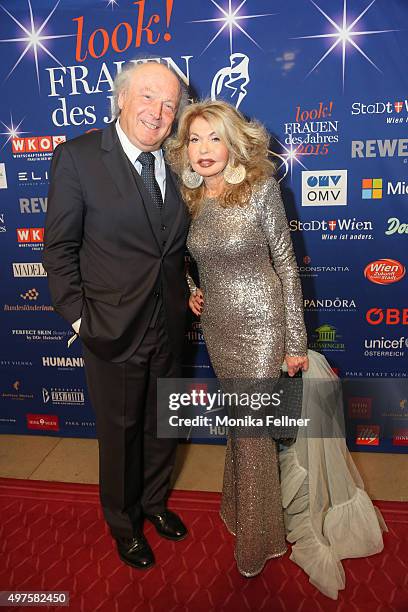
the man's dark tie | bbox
[137,152,163,209]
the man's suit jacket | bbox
[43,122,190,362]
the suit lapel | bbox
[101,122,162,252]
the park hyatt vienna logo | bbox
[301,171,347,206]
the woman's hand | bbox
[285,354,309,377]
[189,288,204,316]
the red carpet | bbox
[0,478,407,612]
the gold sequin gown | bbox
[187,177,307,577]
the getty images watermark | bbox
[157,376,318,440]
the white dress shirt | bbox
[115,118,166,200]
[70,119,166,341]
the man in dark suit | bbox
[43,62,190,569]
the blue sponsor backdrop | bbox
[0,0,407,452]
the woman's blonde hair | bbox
[165,99,275,216]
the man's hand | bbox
[285,354,309,377]
[189,289,204,316]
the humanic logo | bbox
[42,356,84,368]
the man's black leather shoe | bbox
[116,534,155,569]
[145,510,187,541]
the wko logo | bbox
[364,259,405,285]
[16,228,44,243]
[12,136,66,157]
[366,308,408,325]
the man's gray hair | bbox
[112,58,189,120]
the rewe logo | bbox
[364,259,405,285]
[12,136,66,155]
[351,139,408,159]
[16,228,44,243]
[302,170,347,206]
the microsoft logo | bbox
[362,178,383,199]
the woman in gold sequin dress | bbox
[166,100,309,577]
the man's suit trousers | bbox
[82,309,180,539]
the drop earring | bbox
[182,166,203,188]
[223,162,246,185]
